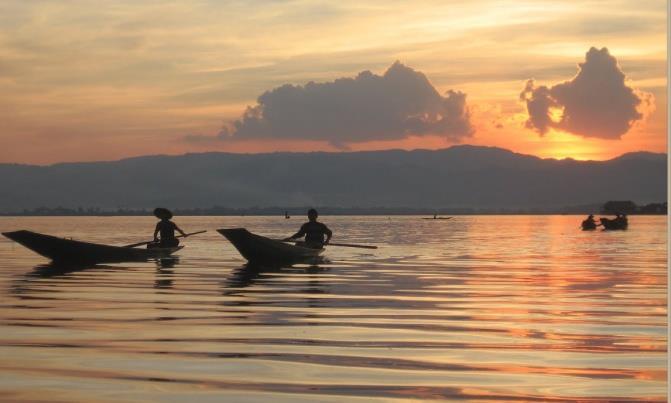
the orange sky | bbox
[0,1,666,164]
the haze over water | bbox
[0,215,666,401]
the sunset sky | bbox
[0,0,666,165]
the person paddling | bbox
[582,214,597,230]
[615,213,628,226]
[152,208,187,248]
[284,208,332,249]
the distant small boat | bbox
[422,216,453,220]
[218,228,323,265]
[581,220,597,230]
[600,218,628,230]
[2,230,182,264]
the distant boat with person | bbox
[580,213,628,231]
[600,214,628,230]
[581,215,598,230]
[423,214,453,220]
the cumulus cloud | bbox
[520,47,653,139]
[212,61,473,145]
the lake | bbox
[0,215,667,402]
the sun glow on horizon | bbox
[531,131,602,160]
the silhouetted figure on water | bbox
[616,213,628,226]
[151,208,187,248]
[284,208,332,249]
[581,214,597,230]
[600,212,629,230]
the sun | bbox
[548,106,564,123]
[534,130,602,160]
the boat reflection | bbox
[154,257,179,289]
[224,263,267,289]
[222,262,330,294]
[25,262,109,278]
[9,262,119,299]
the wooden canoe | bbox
[581,220,597,230]
[599,218,628,230]
[2,230,183,264]
[217,228,323,265]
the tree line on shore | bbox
[1,201,666,216]
[601,201,667,214]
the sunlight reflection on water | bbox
[0,215,667,401]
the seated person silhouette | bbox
[284,208,332,249]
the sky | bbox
[0,0,666,165]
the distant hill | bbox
[0,145,666,213]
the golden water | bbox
[0,216,667,401]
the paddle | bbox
[277,239,377,249]
[124,230,207,248]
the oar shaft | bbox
[277,239,377,249]
[124,230,207,248]
[328,242,377,249]
[180,230,207,238]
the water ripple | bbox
[0,215,666,401]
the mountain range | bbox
[0,145,666,213]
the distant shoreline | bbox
[1,214,666,217]
[1,207,666,217]
[2,146,666,217]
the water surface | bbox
[0,215,667,401]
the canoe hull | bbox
[218,228,323,265]
[599,218,628,230]
[581,221,597,230]
[2,230,182,264]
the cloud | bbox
[212,61,473,145]
[520,47,653,139]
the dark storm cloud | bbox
[214,61,473,145]
[520,47,651,139]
